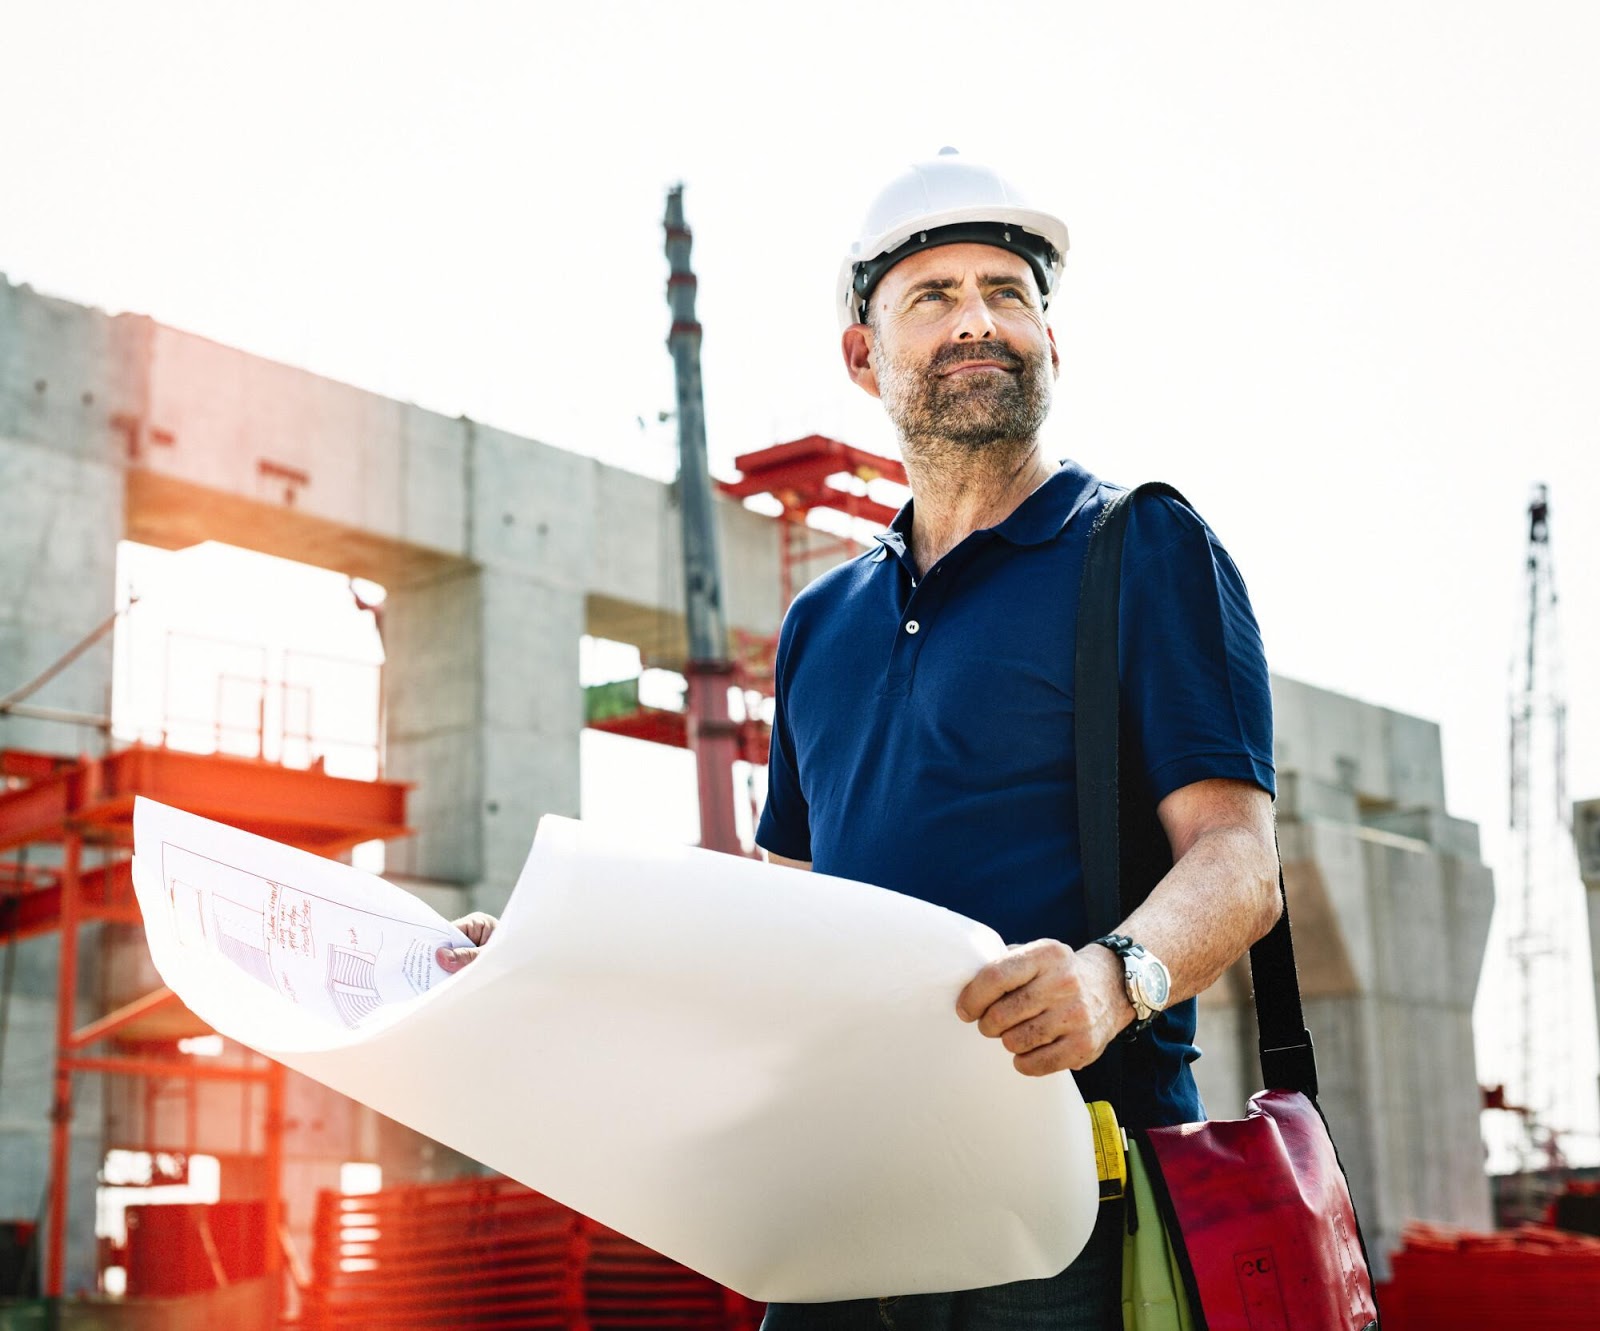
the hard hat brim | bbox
[838,204,1070,331]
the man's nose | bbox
[950,285,996,340]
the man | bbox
[442,150,1281,1329]
[750,150,1281,1328]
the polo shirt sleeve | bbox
[1118,493,1276,804]
[755,611,813,861]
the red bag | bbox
[1077,483,1381,1331]
[1140,1090,1378,1330]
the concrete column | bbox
[381,565,488,886]
[380,568,585,910]
[0,279,146,1293]
[1576,798,1600,1076]
[475,570,584,911]
[0,280,139,755]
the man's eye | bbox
[994,287,1025,301]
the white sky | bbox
[7,3,1600,1152]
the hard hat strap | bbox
[851,220,1060,324]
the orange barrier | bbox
[305,1176,764,1330]
[1378,1222,1600,1330]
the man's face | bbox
[844,243,1060,450]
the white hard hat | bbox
[837,147,1070,331]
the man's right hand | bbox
[436,911,499,972]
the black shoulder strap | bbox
[1074,482,1319,1098]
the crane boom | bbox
[663,185,740,854]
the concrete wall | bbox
[1192,675,1496,1278]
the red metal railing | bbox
[305,1176,764,1330]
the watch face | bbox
[1136,956,1171,1010]
[1145,964,1170,1008]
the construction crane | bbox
[1503,483,1587,1202]
[663,185,741,855]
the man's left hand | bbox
[436,911,499,972]
[956,940,1131,1076]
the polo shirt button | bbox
[905,620,920,635]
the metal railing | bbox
[152,632,382,780]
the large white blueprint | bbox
[131,797,1099,1302]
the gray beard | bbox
[877,342,1054,452]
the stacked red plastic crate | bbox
[305,1177,764,1329]
[1378,1223,1600,1330]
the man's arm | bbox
[764,850,813,871]
[956,777,1280,1076]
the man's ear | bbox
[842,323,882,399]
[1047,323,1060,378]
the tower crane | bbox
[1502,483,1595,1206]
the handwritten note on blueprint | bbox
[132,797,1098,1302]
[146,818,467,1031]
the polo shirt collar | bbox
[871,460,1099,560]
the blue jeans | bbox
[760,1202,1122,1331]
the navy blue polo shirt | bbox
[755,459,1275,1129]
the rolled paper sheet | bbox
[133,797,1098,1301]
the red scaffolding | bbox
[716,434,907,611]
[587,435,907,786]
[0,742,411,1304]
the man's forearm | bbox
[1110,819,1281,1008]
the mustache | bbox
[930,342,1025,373]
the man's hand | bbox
[956,939,1132,1076]
[436,912,499,972]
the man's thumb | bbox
[436,945,476,972]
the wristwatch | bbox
[1091,934,1172,1037]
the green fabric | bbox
[1121,1139,1198,1331]
[584,676,641,723]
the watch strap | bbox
[1090,933,1159,1035]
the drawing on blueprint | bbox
[148,833,464,1030]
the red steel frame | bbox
[0,742,411,1303]
[717,434,907,613]
[588,436,907,801]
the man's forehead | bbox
[879,242,1036,290]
